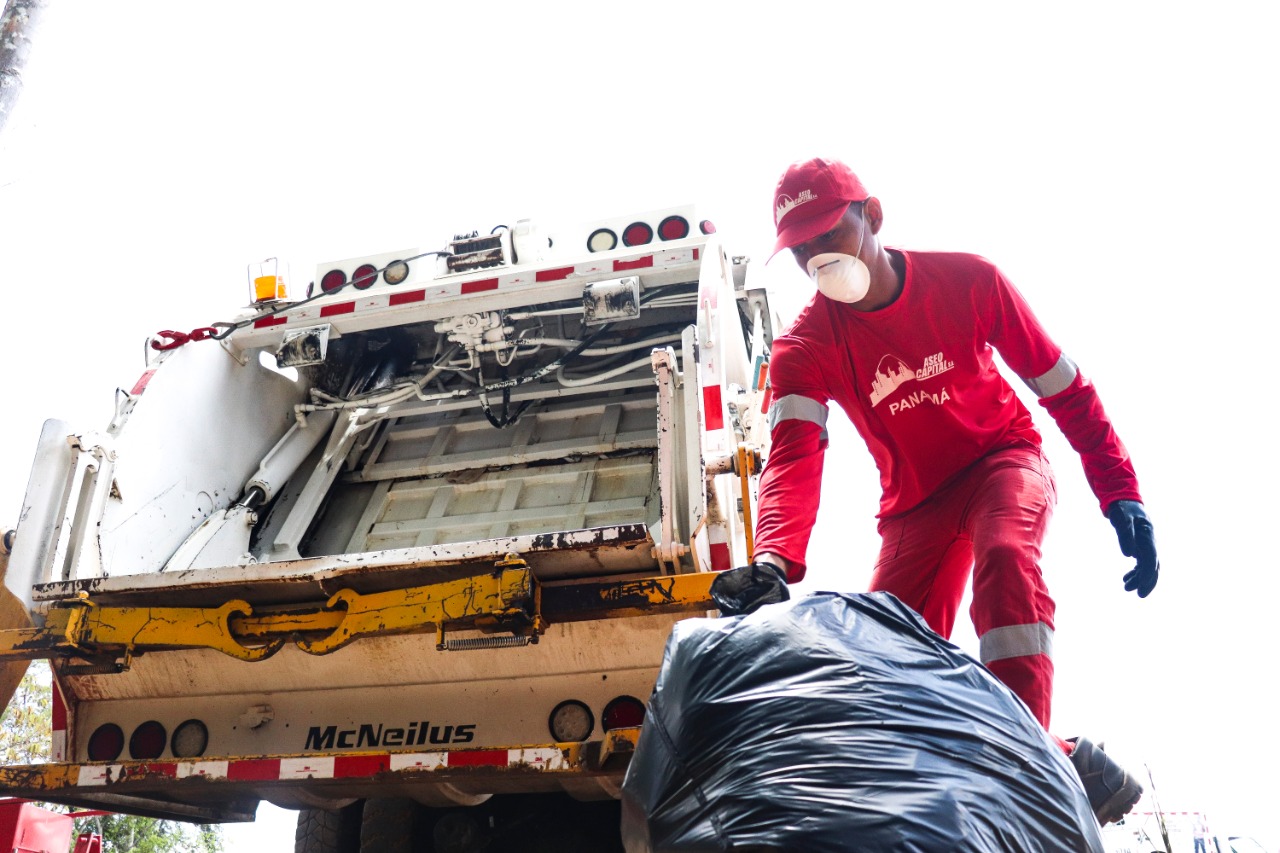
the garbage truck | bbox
[0,204,776,851]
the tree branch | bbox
[0,0,49,134]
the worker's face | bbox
[789,203,867,272]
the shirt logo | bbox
[869,351,956,412]
[775,189,818,226]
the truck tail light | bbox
[383,260,410,285]
[602,695,645,730]
[129,721,168,760]
[171,719,209,758]
[352,263,379,290]
[87,724,125,761]
[700,220,717,235]
[548,700,595,742]
[320,269,347,293]
[622,222,653,247]
[587,228,618,253]
[658,215,690,241]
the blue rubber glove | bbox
[709,561,790,616]
[1106,500,1159,598]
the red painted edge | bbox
[702,385,724,431]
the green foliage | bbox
[71,815,224,853]
[0,659,51,764]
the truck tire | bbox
[295,803,362,853]
[359,798,421,853]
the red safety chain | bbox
[150,327,218,351]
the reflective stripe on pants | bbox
[869,444,1059,728]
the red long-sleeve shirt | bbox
[754,250,1142,580]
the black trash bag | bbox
[620,591,1103,853]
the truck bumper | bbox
[0,730,638,822]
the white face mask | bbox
[805,217,870,303]
[807,252,871,303]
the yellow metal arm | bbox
[297,562,538,655]
[0,558,719,668]
[0,593,281,663]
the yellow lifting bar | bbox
[0,556,720,669]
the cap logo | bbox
[775,189,817,226]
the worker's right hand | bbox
[709,561,790,616]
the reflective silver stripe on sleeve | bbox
[767,394,829,441]
[1021,354,1078,399]
[979,622,1054,663]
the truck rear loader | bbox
[0,205,775,851]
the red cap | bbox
[771,158,869,258]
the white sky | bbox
[1,1,1276,848]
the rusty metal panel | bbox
[356,456,656,550]
[54,613,684,769]
[31,525,658,608]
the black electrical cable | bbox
[476,322,614,428]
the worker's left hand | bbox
[709,561,790,616]
[1106,500,1159,598]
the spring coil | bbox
[438,635,533,652]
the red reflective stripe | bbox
[320,302,356,317]
[447,749,507,767]
[613,256,654,272]
[709,542,732,572]
[254,315,287,328]
[130,370,156,396]
[461,278,499,294]
[335,754,390,777]
[535,266,574,282]
[699,277,717,309]
[52,681,67,732]
[390,289,426,306]
[693,248,700,260]
[703,385,724,431]
[228,758,281,781]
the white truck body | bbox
[0,205,775,843]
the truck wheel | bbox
[432,811,490,853]
[359,798,422,853]
[295,803,362,853]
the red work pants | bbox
[868,444,1058,729]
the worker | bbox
[710,157,1159,825]
[1193,815,1209,853]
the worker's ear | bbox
[863,197,884,235]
